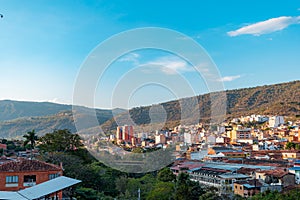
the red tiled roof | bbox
[0,144,7,150]
[237,167,257,175]
[0,159,61,172]
[222,152,245,155]
[258,169,288,178]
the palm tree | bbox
[23,130,38,159]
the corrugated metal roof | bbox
[289,167,300,171]
[243,184,256,189]
[18,176,81,199]
[0,176,81,200]
[0,191,26,200]
[203,162,276,171]
[219,173,249,179]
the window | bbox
[49,173,60,180]
[6,176,18,183]
[24,175,36,183]
[240,186,242,190]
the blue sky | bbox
[0,0,300,109]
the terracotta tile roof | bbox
[0,159,61,172]
[258,169,288,178]
[237,167,257,175]
[222,152,245,155]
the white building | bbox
[184,132,192,145]
[269,116,284,128]
[155,134,166,144]
[206,135,216,145]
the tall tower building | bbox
[116,126,123,140]
[122,125,134,141]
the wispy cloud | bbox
[228,16,300,37]
[140,56,193,75]
[118,52,140,65]
[218,75,241,82]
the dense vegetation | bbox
[1,129,300,199]
[34,130,201,199]
[250,189,300,200]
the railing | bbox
[23,182,36,187]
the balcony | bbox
[23,182,36,187]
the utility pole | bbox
[138,188,141,200]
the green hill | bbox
[0,80,299,138]
[0,100,125,138]
[101,80,300,131]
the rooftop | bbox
[258,169,289,178]
[289,167,300,171]
[235,179,263,188]
[0,159,61,172]
[0,176,81,200]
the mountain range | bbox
[0,80,299,138]
[101,80,300,132]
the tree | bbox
[115,176,128,194]
[132,147,144,153]
[173,173,203,200]
[285,142,295,150]
[23,130,38,159]
[199,191,221,200]
[157,168,176,182]
[146,182,175,200]
[174,173,190,200]
[39,129,83,152]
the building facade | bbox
[0,159,63,194]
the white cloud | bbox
[218,75,241,82]
[140,56,193,75]
[227,16,300,37]
[118,52,140,65]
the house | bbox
[234,178,284,198]
[170,161,204,175]
[234,179,262,198]
[255,169,295,188]
[281,151,300,160]
[220,152,246,159]
[0,159,63,197]
[207,146,237,155]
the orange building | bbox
[0,159,63,197]
[234,179,262,198]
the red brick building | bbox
[0,159,63,192]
